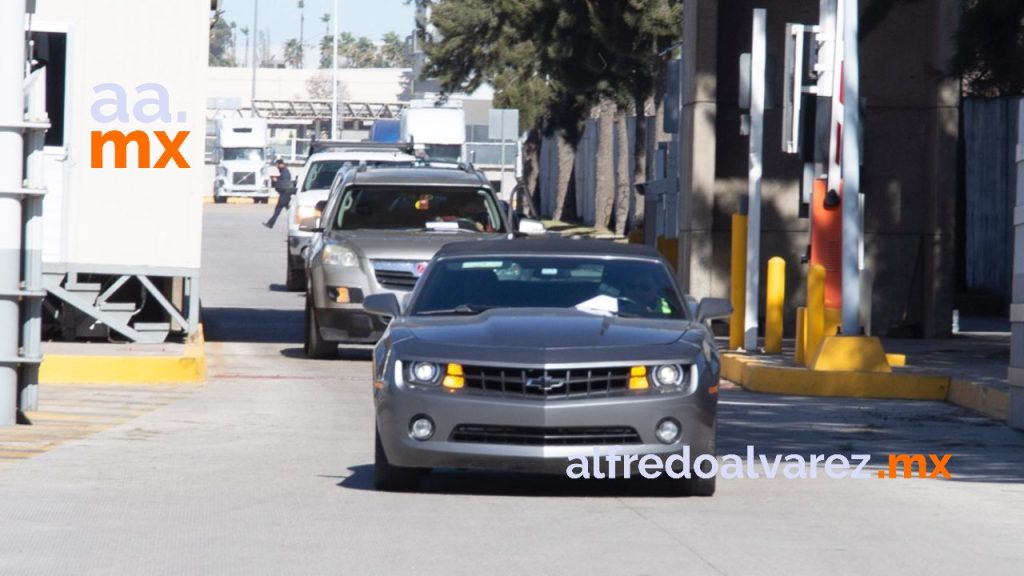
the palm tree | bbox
[284,38,304,69]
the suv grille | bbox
[374,269,417,289]
[461,365,631,399]
[450,425,641,445]
[232,171,256,185]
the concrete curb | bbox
[721,353,949,400]
[722,353,1012,422]
[38,325,207,385]
[948,378,1010,422]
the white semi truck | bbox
[399,99,465,162]
[212,117,273,203]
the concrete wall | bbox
[679,0,959,338]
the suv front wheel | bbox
[304,296,337,359]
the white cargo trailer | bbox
[399,98,466,162]
[29,0,210,342]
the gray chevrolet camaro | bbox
[363,238,732,495]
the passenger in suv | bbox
[303,165,543,358]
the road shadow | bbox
[278,346,373,361]
[268,283,303,293]
[717,388,1024,484]
[203,307,302,343]
[335,464,702,498]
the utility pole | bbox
[331,0,339,139]
[841,0,862,335]
[250,0,258,115]
[743,8,767,351]
[0,0,27,425]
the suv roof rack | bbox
[308,139,415,156]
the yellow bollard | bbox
[795,306,807,365]
[729,214,748,349]
[764,257,785,353]
[805,264,826,366]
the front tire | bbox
[304,296,336,359]
[213,194,227,204]
[286,254,305,291]
[374,428,419,492]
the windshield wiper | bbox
[415,304,492,316]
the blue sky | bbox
[218,0,417,50]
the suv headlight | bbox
[322,244,358,267]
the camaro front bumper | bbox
[375,381,717,474]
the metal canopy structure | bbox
[251,99,407,122]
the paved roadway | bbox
[1,203,1023,575]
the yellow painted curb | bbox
[721,353,949,400]
[948,379,1009,422]
[39,324,207,385]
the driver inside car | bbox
[601,264,673,316]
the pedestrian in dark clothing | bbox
[264,159,294,228]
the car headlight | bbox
[406,361,441,385]
[216,165,227,177]
[651,364,686,388]
[294,204,320,225]
[322,244,358,267]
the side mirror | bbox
[517,218,546,235]
[298,216,321,233]
[364,293,401,318]
[315,200,327,212]
[696,297,732,323]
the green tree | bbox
[284,38,304,69]
[951,0,1024,96]
[380,32,411,67]
[209,11,237,67]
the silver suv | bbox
[303,165,542,358]
[285,144,416,290]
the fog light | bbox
[656,418,681,444]
[410,416,434,441]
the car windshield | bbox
[301,159,413,192]
[411,256,686,319]
[334,186,505,233]
[223,148,263,162]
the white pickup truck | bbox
[284,142,417,290]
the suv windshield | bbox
[411,256,686,319]
[334,186,506,233]
[302,159,413,192]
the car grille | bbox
[450,425,642,446]
[461,365,631,399]
[232,171,256,185]
[374,269,417,289]
[371,260,425,289]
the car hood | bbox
[295,188,330,206]
[405,309,690,349]
[333,230,504,261]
